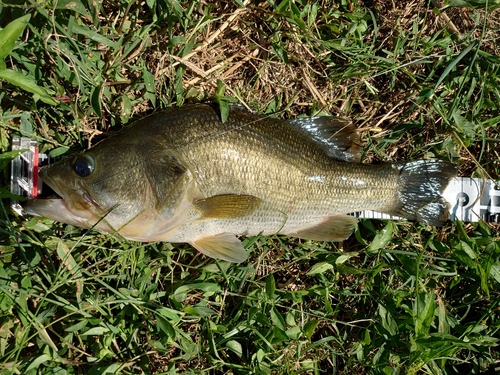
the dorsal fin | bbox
[287,116,361,162]
[226,103,361,162]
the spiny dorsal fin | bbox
[191,233,248,263]
[288,215,358,241]
[287,117,361,162]
[193,194,262,219]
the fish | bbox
[25,103,457,262]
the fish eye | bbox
[72,155,94,177]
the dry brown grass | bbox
[137,0,500,170]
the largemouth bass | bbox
[26,104,456,262]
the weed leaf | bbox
[0,14,31,60]
[0,69,57,105]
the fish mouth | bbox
[24,167,100,220]
[38,166,65,199]
[44,166,100,208]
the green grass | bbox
[1,0,500,374]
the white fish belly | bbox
[162,204,347,243]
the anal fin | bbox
[290,215,358,241]
[191,233,248,263]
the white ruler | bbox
[10,136,498,222]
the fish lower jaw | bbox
[24,197,99,227]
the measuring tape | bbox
[10,136,499,223]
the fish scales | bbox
[25,104,456,262]
[141,105,398,212]
[127,106,391,235]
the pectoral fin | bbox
[194,194,262,219]
[290,215,358,241]
[191,233,248,263]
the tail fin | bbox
[386,160,457,226]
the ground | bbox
[0,1,499,374]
